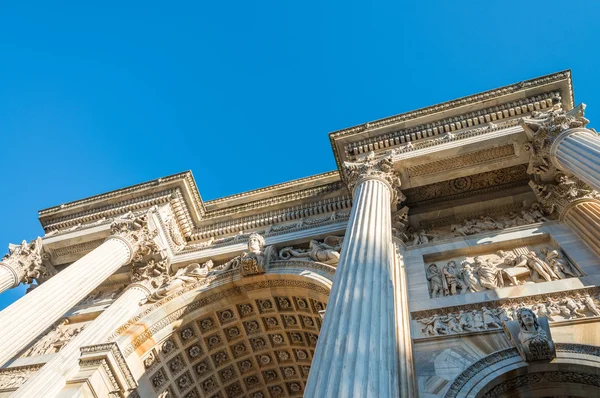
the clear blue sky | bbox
[0,1,598,309]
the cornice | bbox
[329,70,573,169]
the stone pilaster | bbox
[305,152,401,397]
[0,212,162,367]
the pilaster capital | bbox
[520,98,589,175]
[529,174,600,218]
[342,151,405,203]
[0,237,55,287]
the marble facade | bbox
[1,70,600,397]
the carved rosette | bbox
[342,151,405,203]
[529,174,600,217]
[0,237,55,286]
[520,99,589,175]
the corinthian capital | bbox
[520,98,589,175]
[342,151,405,203]
[529,174,600,217]
[109,208,166,264]
[0,237,55,286]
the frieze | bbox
[405,203,548,246]
[406,144,516,178]
[0,364,43,391]
[412,286,600,339]
[404,164,529,205]
[50,238,104,258]
[22,319,85,357]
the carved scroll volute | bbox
[342,151,405,204]
[109,208,167,265]
[502,307,556,362]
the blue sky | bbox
[0,0,599,309]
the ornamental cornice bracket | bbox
[342,150,405,204]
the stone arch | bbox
[110,261,334,397]
[444,343,600,398]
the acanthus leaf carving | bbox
[0,237,56,286]
[529,174,600,215]
[343,151,405,203]
[520,97,588,175]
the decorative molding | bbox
[50,239,104,258]
[412,286,600,339]
[0,364,44,390]
[329,70,572,166]
[406,144,516,178]
[445,343,600,398]
[80,343,137,390]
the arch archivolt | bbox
[444,343,600,398]
[110,261,334,398]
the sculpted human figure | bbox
[472,310,485,330]
[540,247,577,278]
[579,293,600,316]
[426,264,444,298]
[482,306,501,329]
[278,236,343,265]
[563,296,586,318]
[442,260,465,295]
[446,313,463,333]
[460,261,482,292]
[496,250,530,286]
[516,308,555,361]
[475,257,504,290]
[524,251,558,282]
[147,261,212,302]
[419,314,449,336]
[458,310,473,331]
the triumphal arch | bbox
[1,70,600,397]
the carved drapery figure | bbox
[418,314,449,336]
[240,232,276,276]
[1,237,55,285]
[540,247,578,278]
[442,261,465,296]
[503,307,556,362]
[474,257,504,290]
[278,236,343,265]
[426,264,444,298]
[145,260,212,303]
[460,261,482,293]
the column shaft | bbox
[552,128,600,191]
[562,200,600,257]
[13,284,147,398]
[305,178,399,397]
[0,265,18,293]
[0,237,131,366]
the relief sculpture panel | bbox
[425,243,580,299]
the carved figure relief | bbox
[424,244,579,298]
[22,320,85,357]
[503,307,556,362]
[405,203,550,246]
[278,236,343,265]
[413,288,600,338]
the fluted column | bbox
[0,237,133,367]
[560,199,600,256]
[305,152,401,397]
[13,282,152,398]
[551,128,600,191]
[0,265,19,293]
